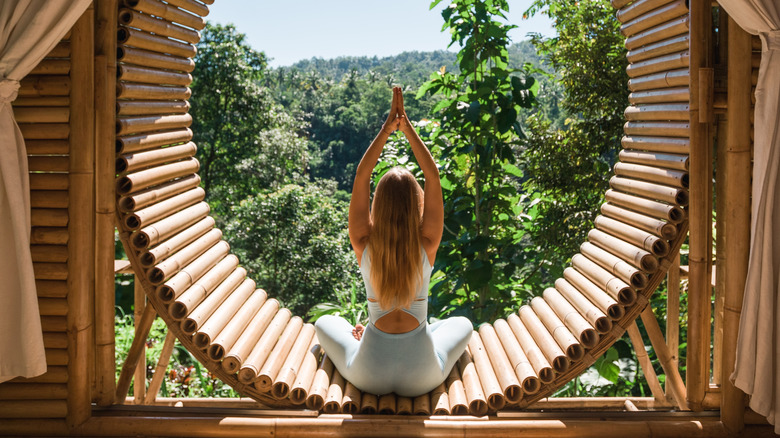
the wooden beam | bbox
[133,278,146,404]
[143,330,176,404]
[627,322,667,403]
[640,307,688,409]
[115,302,155,402]
[665,253,680,402]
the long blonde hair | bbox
[369,167,424,310]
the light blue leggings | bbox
[314,315,473,397]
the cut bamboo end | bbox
[413,393,431,415]
[193,279,255,349]
[116,128,193,154]
[341,382,362,414]
[237,308,293,384]
[123,186,205,231]
[445,363,468,415]
[148,231,224,288]
[256,316,305,391]
[116,157,199,196]
[120,174,201,214]
[168,255,240,320]
[117,142,197,174]
[221,299,282,374]
[289,338,321,405]
[323,370,345,414]
[477,324,523,404]
[378,393,397,414]
[397,396,413,415]
[360,392,378,414]
[207,289,269,361]
[271,324,316,399]
[140,216,214,268]
[180,267,247,335]
[468,333,506,411]
[431,383,450,415]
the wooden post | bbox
[115,301,155,402]
[144,330,176,404]
[133,277,146,404]
[640,307,688,410]
[626,322,666,403]
[94,0,118,407]
[720,16,752,435]
[685,0,713,412]
[665,253,680,401]
[67,6,95,429]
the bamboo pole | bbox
[132,202,210,249]
[165,0,211,17]
[141,217,213,268]
[493,318,543,392]
[28,155,69,172]
[477,324,523,403]
[456,348,487,416]
[562,268,625,321]
[378,393,397,414]
[36,281,68,299]
[601,202,678,240]
[621,1,689,38]
[686,0,712,412]
[640,307,688,409]
[117,99,190,116]
[467,332,506,411]
[33,262,68,280]
[120,174,201,213]
[221,298,279,373]
[26,140,69,155]
[342,384,362,414]
[31,209,69,228]
[115,303,156,402]
[193,281,256,349]
[19,123,70,139]
[206,289,268,360]
[143,329,176,404]
[554,279,613,335]
[626,52,690,78]
[289,340,320,405]
[627,36,689,64]
[180,268,246,335]
[123,0,207,30]
[30,190,69,209]
[572,253,638,306]
[322,370,344,414]
[721,16,751,435]
[605,189,685,223]
[272,324,316,399]
[628,69,689,92]
[627,322,667,403]
[117,26,196,58]
[118,64,193,86]
[619,150,689,171]
[616,0,678,24]
[167,255,238,319]
[117,82,191,101]
[133,280,146,404]
[19,76,70,97]
[360,392,378,414]
[519,306,575,368]
[580,241,648,290]
[13,107,69,123]
[116,113,192,136]
[665,252,680,401]
[238,310,293,384]
[30,59,70,75]
[609,176,689,206]
[444,366,468,415]
[117,45,195,73]
[305,355,333,411]
[256,317,305,391]
[613,163,689,189]
[396,396,412,415]
[507,314,558,382]
[431,382,450,415]
[530,297,586,361]
[116,128,193,154]
[542,288,600,348]
[595,215,670,257]
[117,142,196,173]
[123,187,205,230]
[14,96,70,106]
[118,8,201,44]
[29,173,69,191]
[67,9,94,427]
[116,157,199,195]
[148,229,222,288]
[413,392,430,415]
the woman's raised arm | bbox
[398,91,443,262]
[348,88,401,261]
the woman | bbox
[315,87,473,397]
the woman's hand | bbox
[352,323,365,341]
[382,87,402,134]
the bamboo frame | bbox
[133,280,146,404]
[117,128,193,154]
[117,45,195,73]
[628,69,689,92]
[627,35,689,64]
[143,329,176,404]
[616,0,677,24]
[120,174,201,213]
[140,216,213,267]
[640,308,687,409]
[131,202,209,249]
[123,0,206,30]
[118,64,193,86]
[169,256,241,319]
[620,0,688,37]
[117,26,196,58]
[115,304,156,402]
[180,268,246,335]
[118,8,201,44]
[666,253,680,402]
[626,322,667,403]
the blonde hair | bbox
[368,167,424,310]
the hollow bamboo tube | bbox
[117,82,191,101]
[143,329,176,404]
[614,162,689,189]
[620,0,688,37]
[30,228,68,246]
[617,0,677,24]
[623,121,690,138]
[666,252,681,400]
[31,245,68,263]
[588,229,658,273]
[360,392,378,414]
[256,317,305,390]
[238,310,293,384]
[580,241,648,290]
[505,315,556,383]
[148,229,222,288]
[640,308,688,409]
[30,59,70,75]
[36,280,68,298]
[123,0,206,30]
[610,176,689,206]
[117,128,193,154]
[430,383,450,415]
[13,107,69,123]
[29,173,69,190]
[413,393,431,416]
[605,189,685,223]
[118,45,195,73]
[141,216,213,268]
[19,123,69,139]
[118,8,200,44]
[456,348,488,416]
[572,253,638,305]
[220,298,280,372]
[30,190,68,209]
[0,382,68,399]
[628,87,689,105]
[601,202,677,240]
[561,269,625,321]
[289,339,320,404]
[26,140,69,155]
[206,289,268,360]
[467,332,506,410]
[526,301,585,362]
[626,52,690,78]
[165,0,210,16]
[627,322,667,403]
[493,319,542,393]
[612,0,633,9]
[123,187,204,230]
[477,324,522,404]
[117,113,192,136]
[628,69,689,92]
[117,157,199,196]
[627,34,689,64]
[306,355,333,411]
[542,288,600,349]
[42,332,68,349]
[132,202,209,249]
[115,303,156,402]
[378,393,397,414]
[721,17,751,433]
[155,241,230,302]
[14,96,70,107]
[33,262,68,280]
[117,142,197,174]
[166,257,237,322]
[19,76,70,97]
[595,215,670,258]
[396,396,413,415]
[190,278,254,349]
[272,324,316,399]
[181,268,246,335]
[121,174,200,214]
[624,103,689,122]
[117,99,190,116]
[118,64,193,86]
[323,370,344,414]
[619,150,689,172]
[31,209,68,228]
[444,366,469,415]
[27,156,68,172]
[116,24,196,58]
[38,297,67,315]
[40,316,67,332]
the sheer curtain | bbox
[0,0,90,383]
[717,0,780,432]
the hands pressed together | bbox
[382,86,412,135]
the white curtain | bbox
[718,0,780,433]
[0,0,90,383]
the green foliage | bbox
[417,0,538,323]
[224,183,359,317]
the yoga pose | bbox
[315,87,473,397]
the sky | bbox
[205,1,555,67]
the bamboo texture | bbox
[117,45,195,72]
[119,174,201,213]
[117,128,193,154]
[220,299,280,373]
[118,8,201,44]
